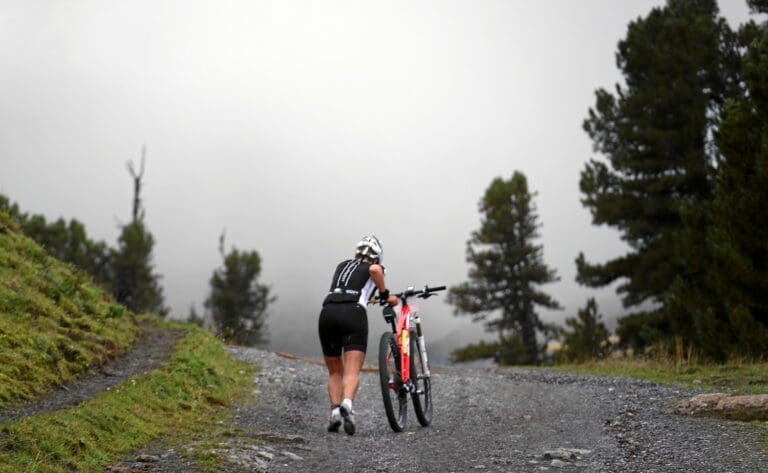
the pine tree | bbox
[560,298,611,362]
[205,240,274,347]
[668,15,768,359]
[577,0,738,348]
[110,151,167,315]
[110,221,166,315]
[448,172,560,365]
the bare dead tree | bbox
[218,228,227,259]
[126,146,146,223]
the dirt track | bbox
[0,329,185,424]
[117,347,766,472]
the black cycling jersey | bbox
[319,258,378,356]
[323,258,378,307]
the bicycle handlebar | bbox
[391,285,446,301]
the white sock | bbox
[341,398,353,412]
[331,406,340,416]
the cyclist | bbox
[318,235,399,435]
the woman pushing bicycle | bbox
[318,235,399,435]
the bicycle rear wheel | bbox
[410,332,432,426]
[378,331,408,432]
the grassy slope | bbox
[0,212,139,407]
[0,211,255,471]
[552,359,768,395]
[0,325,254,473]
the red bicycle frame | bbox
[389,302,413,390]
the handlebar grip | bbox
[427,285,446,292]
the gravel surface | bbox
[120,346,766,472]
[234,349,768,472]
[0,328,185,424]
[8,324,763,472]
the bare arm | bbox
[369,264,399,306]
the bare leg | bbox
[324,356,343,406]
[342,349,366,401]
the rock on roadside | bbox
[668,393,768,419]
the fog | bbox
[0,1,755,363]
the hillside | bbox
[0,211,253,472]
[0,211,139,407]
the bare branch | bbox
[126,146,147,223]
[218,229,227,259]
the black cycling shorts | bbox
[318,302,368,357]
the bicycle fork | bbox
[413,314,431,378]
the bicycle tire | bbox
[378,331,408,432]
[410,331,432,426]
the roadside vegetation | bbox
[0,212,139,407]
[0,211,255,472]
[552,358,768,396]
[0,325,254,473]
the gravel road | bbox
[214,348,766,473]
[6,321,762,472]
[109,346,766,472]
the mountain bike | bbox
[378,285,445,432]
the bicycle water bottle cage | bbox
[382,306,396,323]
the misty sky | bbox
[0,1,758,362]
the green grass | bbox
[0,212,139,408]
[0,210,258,471]
[0,325,255,473]
[552,358,768,395]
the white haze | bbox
[0,1,755,363]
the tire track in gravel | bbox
[0,328,185,424]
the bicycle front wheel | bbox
[410,332,432,426]
[378,331,408,432]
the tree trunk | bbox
[520,304,538,365]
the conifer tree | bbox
[448,172,560,365]
[111,222,166,314]
[560,298,611,362]
[205,234,274,346]
[110,151,167,315]
[577,0,737,347]
[668,13,768,359]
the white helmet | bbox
[355,235,383,262]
